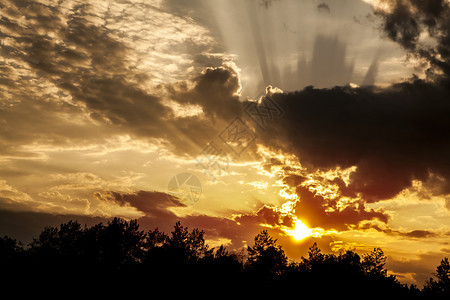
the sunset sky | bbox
[1,0,450,286]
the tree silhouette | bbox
[0,235,22,266]
[302,242,325,271]
[338,250,362,273]
[29,225,59,256]
[145,221,213,267]
[167,221,212,262]
[246,230,287,278]
[146,227,167,249]
[100,217,145,267]
[214,244,242,267]
[0,218,448,297]
[362,247,387,277]
[424,257,450,296]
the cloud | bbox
[256,78,450,203]
[317,3,331,13]
[387,251,445,286]
[94,190,180,220]
[235,204,294,228]
[371,0,450,78]
[245,0,450,206]
[293,185,388,230]
[358,223,441,239]
[282,174,307,188]
[184,67,242,120]
[0,0,242,162]
[0,180,35,211]
[402,229,438,238]
[2,0,428,169]
[99,185,388,253]
[0,209,110,244]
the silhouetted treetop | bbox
[362,247,387,277]
[246,230,287,278]
[302,242,325,269]
[424,257,450,296]
[0,235,22,262]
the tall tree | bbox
[424,257,450,296]
[100,218,145,266]
[247,230,287,278]
[302,242,325,270]
[362,247,387,277]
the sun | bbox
[290,219,312,241]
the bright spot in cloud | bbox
[290,219,312,241]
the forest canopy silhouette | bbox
[0,218,448,297]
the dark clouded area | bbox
[261,80,450,203]
[375,0,450,79]
[359,0,450,87]
[256,0,450,204]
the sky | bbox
[1,0,450,286]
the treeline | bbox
[0,218,449,297]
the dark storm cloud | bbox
[95,190,181,215]
[235,204,294,228]
[168,67,242,121]
[374,0,450,78]
[282,174,307,188]
[251,0,450,205]
[381,0,421,49]
[261,80,450,203]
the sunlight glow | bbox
[279,189,298,200]
[290,219,312,241]
[362,0,394,13]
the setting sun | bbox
[290,220,312,241]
